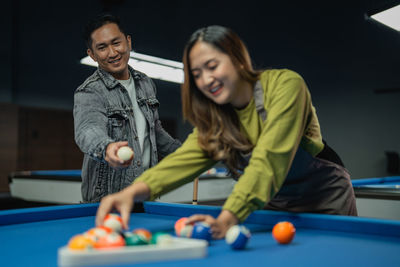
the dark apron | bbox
[245,81,357,216]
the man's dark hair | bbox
[83,13,127,49]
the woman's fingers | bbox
[95,195,114,227]
[185,214,228,239]
[95,192,133,230]
[186,214,207,224]
[186,214,216,225]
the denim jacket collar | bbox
[97,65,146,90]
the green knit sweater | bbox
[135,69,324,221]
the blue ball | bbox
[191,222,212,241]
[225,225,251,250]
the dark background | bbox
[1,0,399,193]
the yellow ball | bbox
[68,234,95,250]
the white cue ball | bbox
[117,146,134,161]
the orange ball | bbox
[174,217,188,236]
[94,232,126,249]
[133,228,152,243]
[272,221,296,244]
[84,226,113,242]
[104,213,123,232]
[68,234,95,250]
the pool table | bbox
[1,201,400,267]
[8,168,234,205]
[8,170,83,204]
[352,176,400,220]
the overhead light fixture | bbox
[80,51,184,84]
[370,4,400,31]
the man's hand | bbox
[105,141,134,168]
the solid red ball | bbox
[272,221,296,244]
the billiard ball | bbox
[174,217,187,235]
[94,232,126,249]
[151,232,173,246]
[123,232,147,246]
[191,222,212,241]
[117,146,134,161]
[272,221,296,244]
[225,225,251,250]
[68,234,95,250]
[104,213,123,232]
[84,226,113,241]
[205,168,216,175]
[180,224,194,238]
[133,228,152,244]
[174,217,194,237]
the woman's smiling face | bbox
[189,41,249,108]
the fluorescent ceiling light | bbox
[80,51,184,84]
[370,4,400,31]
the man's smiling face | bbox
[87,23,132,80]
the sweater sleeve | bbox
[134,128,216,199]
[223,70,312,221]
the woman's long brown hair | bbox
[182,26,261,175]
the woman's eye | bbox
[192,72,200,79]
[208,64,217,70]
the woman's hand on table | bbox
[186,210,239,239]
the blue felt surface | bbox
[144,202,400,238]
[30,170,82,176]
[27,167,229,178]
[352,176,400,186]
[1,202,400,267]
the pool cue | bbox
[192,177,199,205]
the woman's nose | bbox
[202,72,214,87]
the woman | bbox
[96,25,357,239]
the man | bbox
[74,13,181,202]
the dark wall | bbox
[0,2,13,102]
[1,0,400,178]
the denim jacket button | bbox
[135,136,139,140]
[137,160,141,166]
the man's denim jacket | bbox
[73,66,181,202]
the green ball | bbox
[151,232,173,245]
[124,232,148,246]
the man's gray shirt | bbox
[73,66,181,202]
